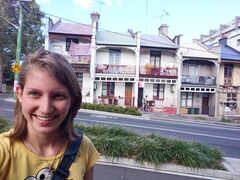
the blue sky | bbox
[36,0,240,42]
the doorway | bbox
[125,83,133,106]
[202,93,209,115]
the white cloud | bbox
[74,0,93,10]
[35,0,50,4]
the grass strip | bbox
[75,124,225,170]
[0,118,225,170]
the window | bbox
[224,64,233,78]
[150,51,161,68]
[224,64,233,85]
[153,84,165,99]
[102,82,115,96]
[237,39,240,46]
[109,49,120,65]
[181,92,193,107]
[66,38,79,51]
[75,72,83,88]
[52,45,62,54]
[226,93,237,109]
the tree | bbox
[0,0,45,85]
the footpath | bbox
[80,108,240,180]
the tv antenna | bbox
[159,9,169,24]
[94,0,105,14]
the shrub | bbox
[81,103,141,116]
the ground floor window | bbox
[226,93,237,109]
[102,82,115,96]
[153,84,165,100]
[75,72,83,88]
[181,92,193,107]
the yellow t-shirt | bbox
[0,129,100,180]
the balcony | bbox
[139,66,178,79]
[181,75,216,86]
[96,64,136,75]
[64,55,91,64]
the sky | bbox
[35,0,240,42]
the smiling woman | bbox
[0,49,100,180]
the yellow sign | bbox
[11,63,21,73]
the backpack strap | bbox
[51,131,83,180]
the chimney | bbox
[235,16,240,30]
[173,34,182,45]
[219,37,227,46]
[158,24,169,36]
[219,24,228,38]
[91,12,100,29]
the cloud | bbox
[35,0,50,4]
[74,0,93,9]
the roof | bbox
[140,34,178,49]
[49,20,92,36]
[220,45,240,61]
[180,41,218,59]
[96,31,136,46]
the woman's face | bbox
[16,68,71,137]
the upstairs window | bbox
[66,38,79,51]
[150,51,161,68]
[237,39,240,46]
[109,49,121,65]
[224,64,233,78]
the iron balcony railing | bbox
[181,75,216,85]
[139,66,178,78]
[95,64,136,75]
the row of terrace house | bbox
[45,13,240,118]
[45,12,179,115]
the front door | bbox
[138,88,143,108]
[202,93,209,115]
[125,83,132,106]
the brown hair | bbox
[10,48,82,141]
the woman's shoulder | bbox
[0,129,13,151]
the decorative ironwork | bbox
[64,55,91,64]
[139,66,178,78]
[181,75,216,85]
[96,64,136,75]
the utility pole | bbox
[13,2,23,98]
[12,0,31,98]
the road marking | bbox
[75,118,240,141]
[90,114,118,119]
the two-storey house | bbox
[211,38,240,117]
[138,27,179,114]
[94,30,138,106]
[45,18,93,102]
[179,40,218,117]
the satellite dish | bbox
[128,29,135,38]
